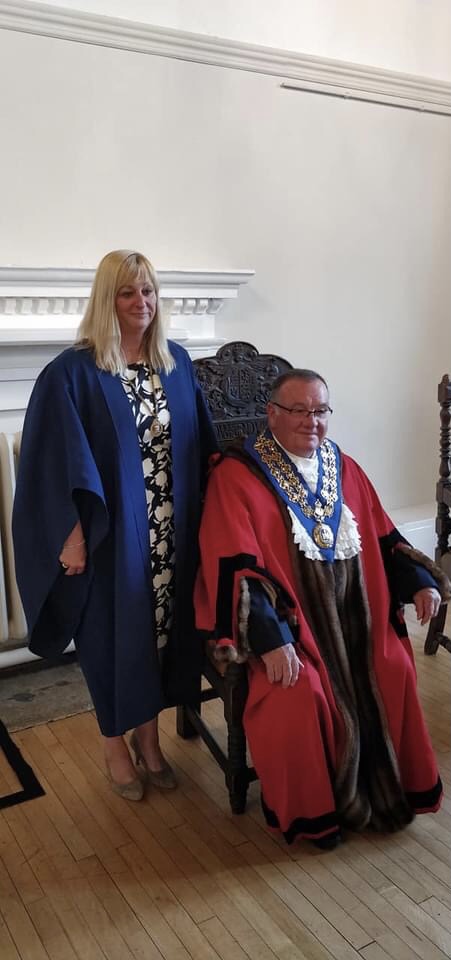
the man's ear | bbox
[267,401,276,431]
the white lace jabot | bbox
[277,441,361,561]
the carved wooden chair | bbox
[176,341,293,812]
[424,374,451,655]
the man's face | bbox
[267,378,330,458]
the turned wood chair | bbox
[176,341,292,813]
[424,374,451,655]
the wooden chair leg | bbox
[424,603,447,655]
[223,661,250,813]
[176,703,200,739]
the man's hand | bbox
[413,587,442,626]
[261,645,303,688]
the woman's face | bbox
[115,277,157,339]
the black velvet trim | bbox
[379,532,438,599]
[215,555,296,640]
[0,719,45,809]
[380,529,407,550]
[393,616,409,639]
[405,776,443,810]
[261,793,339,845]
[215,554,258,639]
[378,530,437,638]
[379,532,407,640]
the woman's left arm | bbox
[59,520,87,576]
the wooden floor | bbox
[0,615,450,960]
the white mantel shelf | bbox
[0,266,254,346]
[0,265,254,422]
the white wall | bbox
[26,0,451,80]
[0,18,450,511]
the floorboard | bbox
[0,613,449,960]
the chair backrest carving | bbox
[194,341,293,446]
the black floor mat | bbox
[0,719,45,809]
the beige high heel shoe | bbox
[130,731,177,790]
[105,757,145,801]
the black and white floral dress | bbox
[121,363,175,650]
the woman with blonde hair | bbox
[13,249,217,800]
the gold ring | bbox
[61,562,68,570]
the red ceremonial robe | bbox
[195,447,443,843]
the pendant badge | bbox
[312,522,334,549]
[150,419,163,438]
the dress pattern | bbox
[121,363,175,649]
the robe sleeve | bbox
[13,356,109,657]
[343,455,449,614]
[195,456,297,663]
[246,579,296,655]
[386,541,439,601]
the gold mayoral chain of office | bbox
[123,367,164,439]
[254,434,339,549]
[146,370,164,438]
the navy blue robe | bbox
[12,342,217,736]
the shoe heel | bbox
[129,730,177,790]
[130,731,143,765]
[105,756,144,802]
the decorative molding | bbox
[0,265,254,418]
[0,266,255,289]
[0,0,449,114]
[0,265,254,346]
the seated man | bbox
[195,369,448,849]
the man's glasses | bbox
[270,402,333,420]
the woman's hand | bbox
[59,522,87,576]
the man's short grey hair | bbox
[270,369,329,402]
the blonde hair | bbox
[76,249,175,374]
